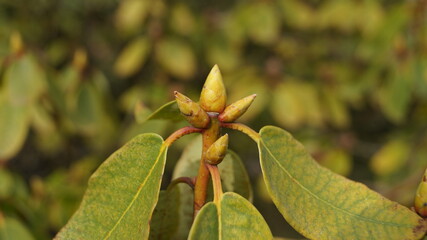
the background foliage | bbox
[0,0,426,238]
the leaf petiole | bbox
[221,122,260,142]
[207,164,223,204]
[164,126,203,147]
[167,177,196,190]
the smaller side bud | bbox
[415,169,427,217]
[218,94,256,122]
[199,65,227,113]
[175,91,210,128]
[205,134,228,165]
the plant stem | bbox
[167,177,195,190]
[221,122,260,142]
[207,164,223,204]
[193,115,220,217]
[164,126,203,147]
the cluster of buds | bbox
[174,65,256,165]
[175,65,256,127]
[415,169,427,218]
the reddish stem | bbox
[164,126,203,147]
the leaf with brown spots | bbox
[258,126,427,240]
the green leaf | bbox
[149,187,180,240]
[156,38,196,80]
[188,192,272,239]
[370,139,410,177]
[145,100,183,123]
[3,54,45,106]
[55,133,168,240]
[114,36,150,78]
[172,136,253,239]
[258,126,427,240]
[0,93,30,161]
[0,215,35,240]
[114,0,150,34]
[243,2,280,45]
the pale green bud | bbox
[415,169,427,217]
[205,134,228,165]
[218,94,256,122]
[175,91,210,128]
[199,64,227,113]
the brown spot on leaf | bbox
[413,218,427,236]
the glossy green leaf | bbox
[188,192,272,239]
[145,100,183,123]
[114,36,150,78]
[0,93,30,161]
[149,187,180,240]
[172,136,253,239]
[258,126,427,240]
[0,215,35,240]
[55,133,168,240]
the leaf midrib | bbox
[260,139,414,228]
[103,144,167,239]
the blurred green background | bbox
[1,0,427,238]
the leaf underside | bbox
[172,136,253,239]
[258,126,427,240]
[55,133,167,240]
[149,187,180,240]
[146,100,183,122]
[188,192,273,239]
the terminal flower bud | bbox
[175,91,210,128]
[205,134,228,165]
[415,169,427,217]
[218,94,256,122]
[199,65,227,113]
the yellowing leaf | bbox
[156,38,196,80]
[258,126,427,240]
[114,37,150,78]
[55,133,168,240]
[188,192,272,239]
[370,140,410,177]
